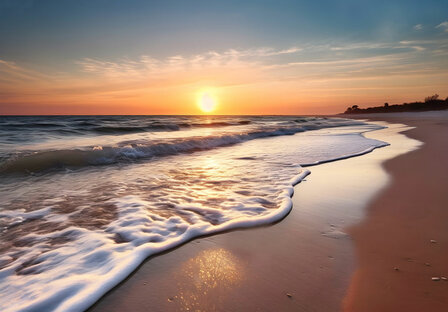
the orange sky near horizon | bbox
[1,49,447,116]
[1,41,448,116]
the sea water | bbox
[0,116,387,311]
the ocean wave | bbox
[0,121,364,174]
[2,122,64,129]
[188,120,252,127]
[92,124,181,133]
[92,121,253,134]
[1,120,253,136]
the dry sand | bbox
[89,112,448,312]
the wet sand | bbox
[89,113,446,312]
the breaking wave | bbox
[0,120,366,174]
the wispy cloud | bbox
[76,46,302,80]
[413,24,423,31]
[329,40,432,52]
[0,59,52,83]
[329,42,392,51]
[76,39,445,85]
[436,21,448,32]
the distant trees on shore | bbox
[424,94,439,102]
[343,94,448,114]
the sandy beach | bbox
[344,112,448,311]
[87,112,447,311]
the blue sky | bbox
[0,0,447,114]
[1,0,447,65]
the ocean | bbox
[0,115,388,311]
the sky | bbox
[0,0,447,115]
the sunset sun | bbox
[197,92,217,113]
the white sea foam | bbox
[0,169,310,312]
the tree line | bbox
[343,94,448,114]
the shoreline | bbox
[89,116,424,311]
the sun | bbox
[197,91,217,113]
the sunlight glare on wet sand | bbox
[173,248,243,311]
